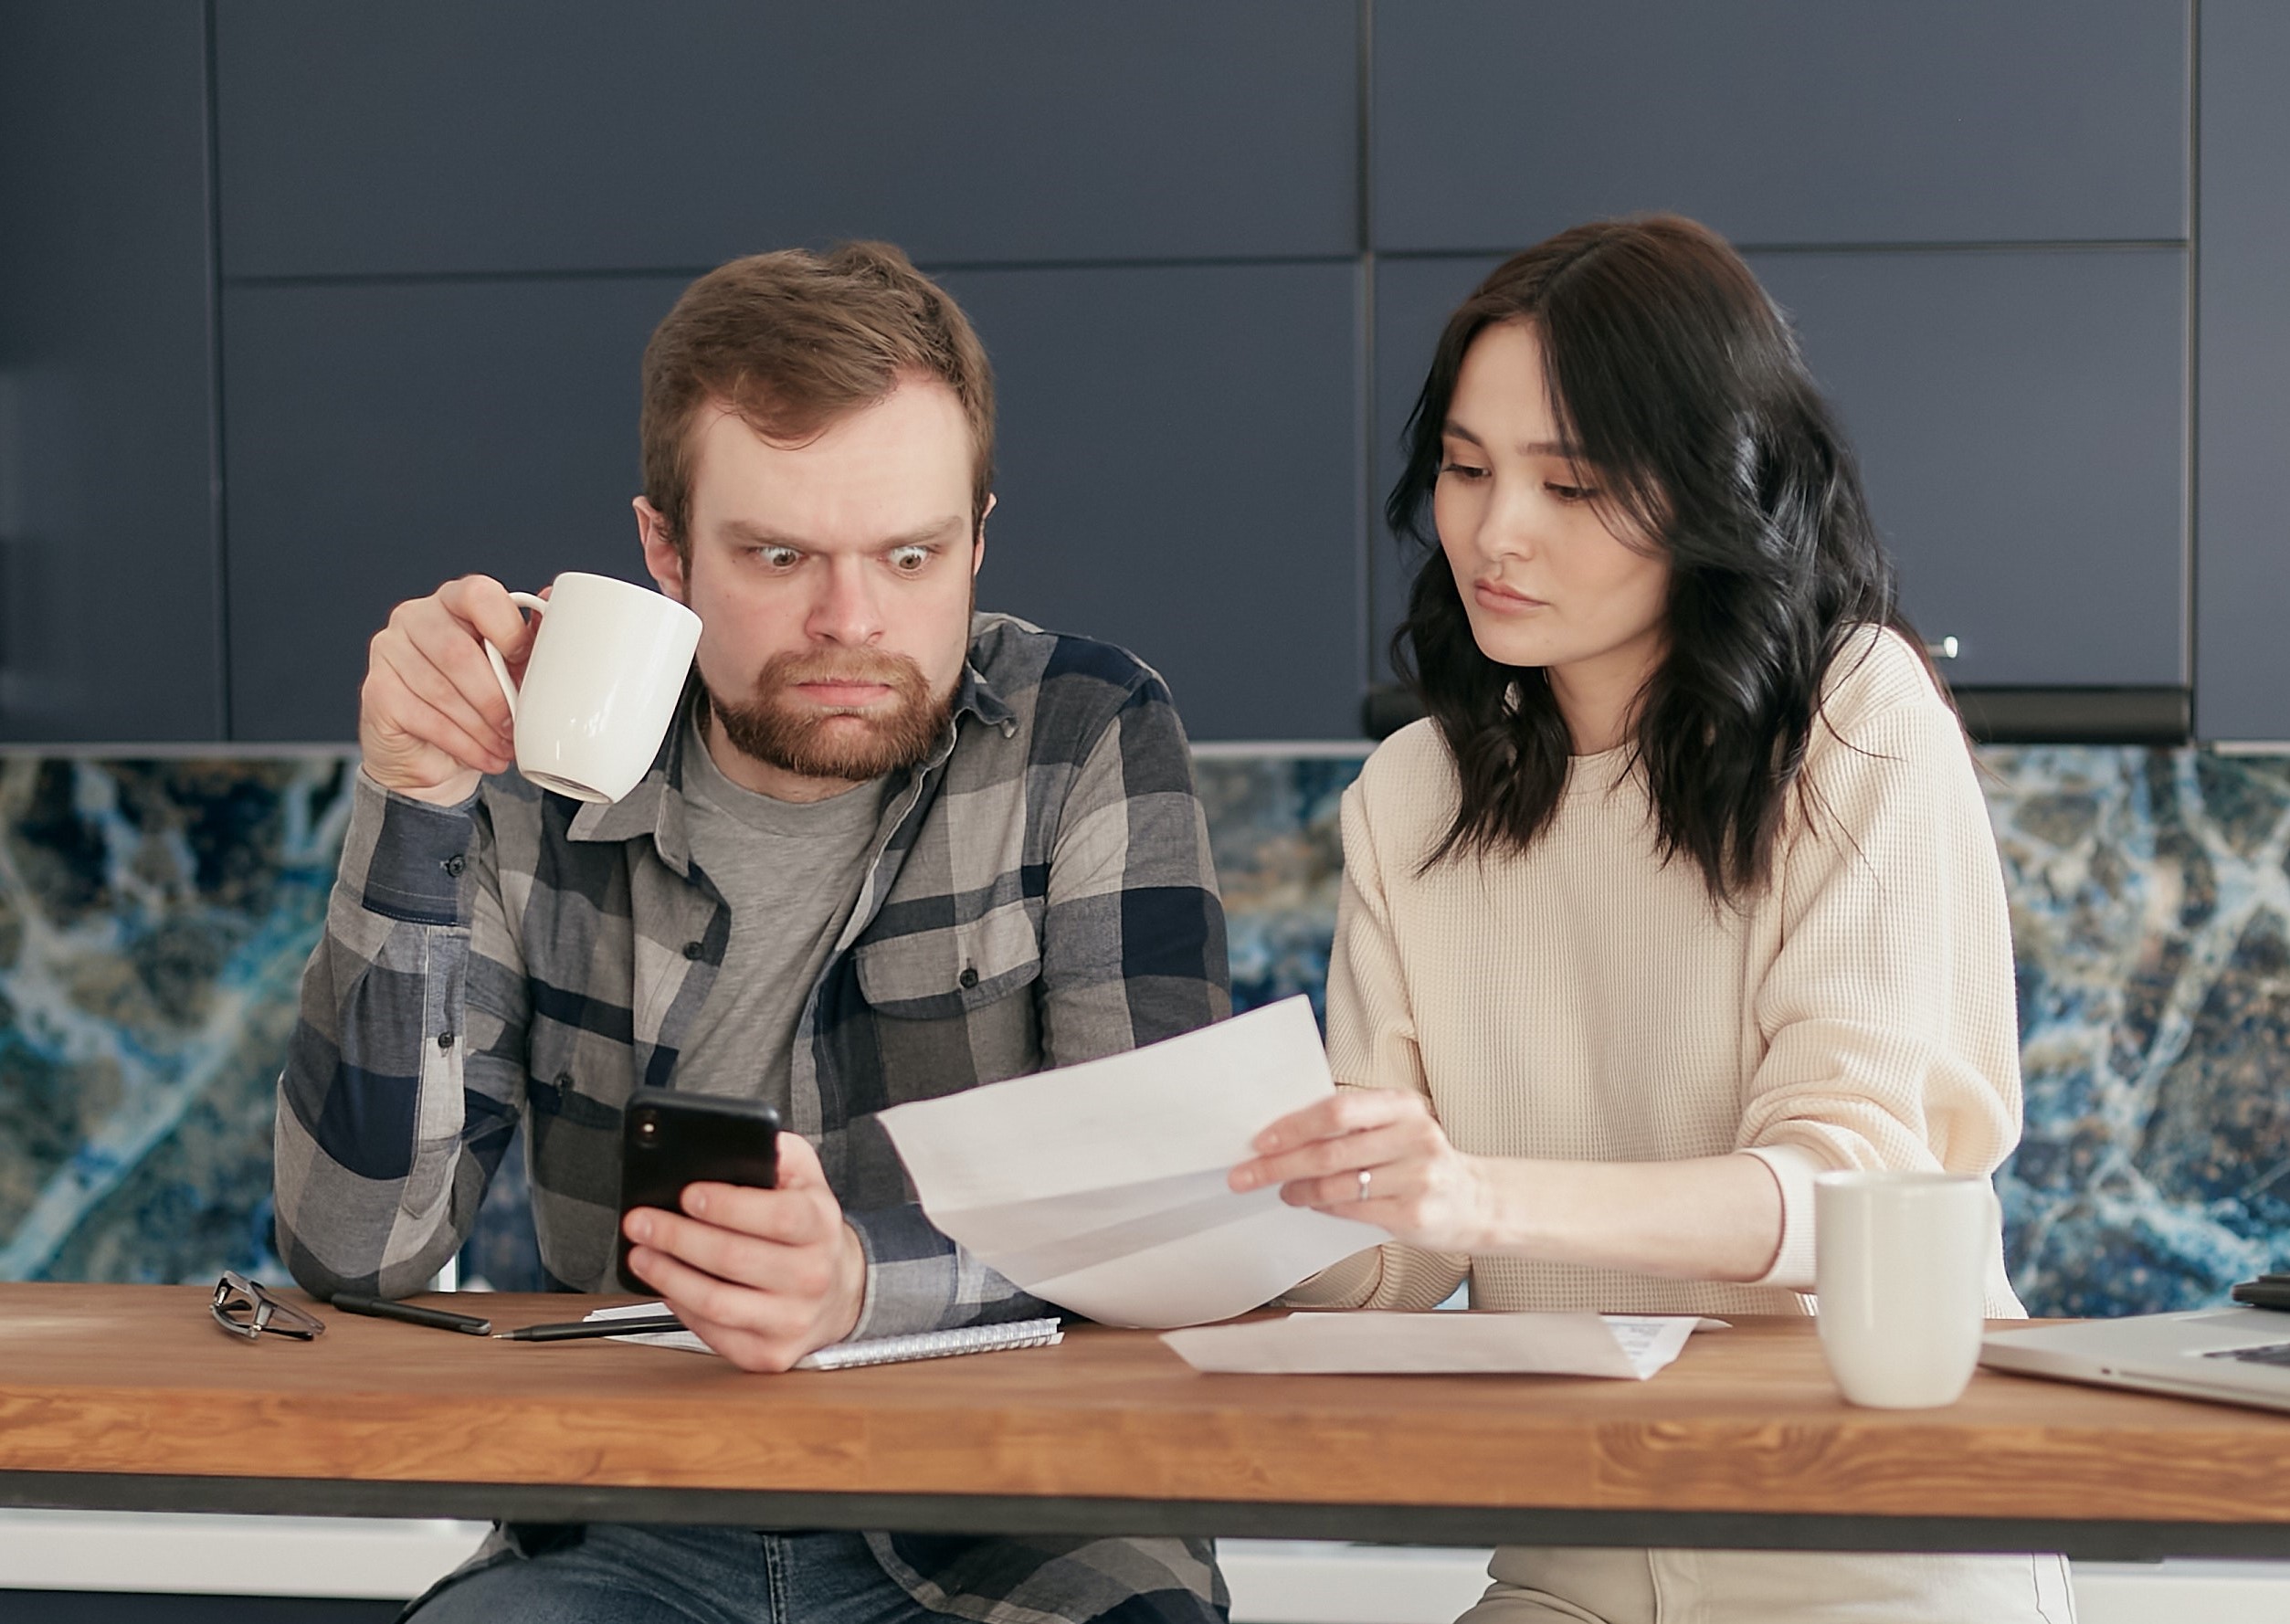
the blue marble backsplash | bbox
[1984,748,2290,1314]
[4,744,2286,1316]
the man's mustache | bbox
[755,651,927,692]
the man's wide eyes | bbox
[749,544,933,571]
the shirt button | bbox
[682,941,705,960]
[437,1032,455,1050]
[441,854,466,877]
[958,966,979,988]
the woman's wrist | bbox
[1446,1154,1786,1281]
[1453,1153,1535,1254]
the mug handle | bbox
[479,592,552,722]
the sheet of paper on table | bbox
[875,996,1385,1328]
[1158,1312,1731,1377]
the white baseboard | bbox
[1216,1544,2290,1624]
[5,1513,2290,1624]
[1219,1542,1491,1622]
[0,1510,487,1598]
[2070,1561,2290,1624]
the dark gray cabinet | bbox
[940,262,1363,741]
[1371,248,2187,691]
[2195,1,2290,742]
[0,1,223,742]
[225,263,1362,743]
[222,277,687,741]
[1755,249,2185,691]
[214,0,1360,279]
[1373,0,2189,252]
[1,1,2243,744]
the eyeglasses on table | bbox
[210,1271,326,1342]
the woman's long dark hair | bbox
[1388,214,1924,904]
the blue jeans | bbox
[403,1525,945,1624]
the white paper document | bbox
[1158,1312,1728,1378]
[875,997,1384,1327]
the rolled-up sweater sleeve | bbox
[1737,652,2024,1307]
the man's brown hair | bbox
[639,241,996,554]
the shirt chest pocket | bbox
[851,900,1043,1021]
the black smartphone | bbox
[617,1089,780,1291]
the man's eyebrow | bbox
[718,515,967,551]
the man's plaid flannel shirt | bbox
[275,613,1233,1624]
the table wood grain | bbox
[2,1285,2287,1524]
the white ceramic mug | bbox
[480,572,702,804]
[1814,1169,1999,1408]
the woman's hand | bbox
[1229,1089,1493,1252]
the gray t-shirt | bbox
[675,712,886,1108]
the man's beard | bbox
[705,648,953,783]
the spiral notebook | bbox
[582,1301,1064,1369]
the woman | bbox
[1229,216,2073,1622]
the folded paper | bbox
[877,997,1384,1327]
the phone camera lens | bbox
[636,1115,659,1143]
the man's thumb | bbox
[775,1130,826,1190]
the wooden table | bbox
[4,1284,2290,1560]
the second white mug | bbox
[1814,1169,1999,1409]
[481,572,702,804]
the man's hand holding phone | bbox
[620,1132,869,1373]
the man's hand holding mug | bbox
[359,573,701,807]
[360,575,533,806]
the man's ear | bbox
[635,496,691,605]
[971,492,995,577]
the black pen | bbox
[331,1292,493,1336]
[497,1314,688,1342]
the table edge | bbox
[6,1471,2290,1563]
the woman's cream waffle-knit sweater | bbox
[1286,628,2027,1320]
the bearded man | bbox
[276,242,1230,1624]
